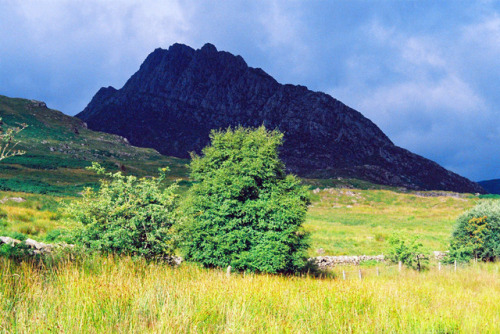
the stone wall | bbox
[312,255,385,268]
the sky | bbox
[1,0,499,182]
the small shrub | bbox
[387,234,428,270]
[375,233,387,242]
[449,200,500,262]
[67,163,179,259]
[3,231,28,241]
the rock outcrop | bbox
[77,43,485,193]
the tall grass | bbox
[1,255,498,333]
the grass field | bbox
[0,188,480,256]
[1,255,498,333]
[306,188,479,256]
[0,188,498,333]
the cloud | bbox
[331,18,500,180]
[1,1,193,114]
[257,1,311,76]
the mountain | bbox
[0,95,188,195]
[478,179,500,195]
[77,43,485,193]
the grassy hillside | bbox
[0,187,480,255]
[307,188,478,255]
[0,95,188,195]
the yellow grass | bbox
[1,256,499,333]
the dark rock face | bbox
[77,43,485,193]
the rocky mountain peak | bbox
[77,43,485,193]
[200,42,217,53]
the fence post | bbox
[226,265,232,278]
[358,269,362,280]
[376,267,380,276]
[438,262,441,271]
[454,260,457,272]
[399,261,402,272]
[342,270,346,280]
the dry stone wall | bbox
[313,255,386,268]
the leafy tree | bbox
[0,117,27,161]
[448,200,500,262]
[180,126,310,273]
[387,234,428,270]
[67,163,179,260]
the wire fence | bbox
[327,260,468,280]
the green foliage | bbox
[478,194,500,199]
[387,234,428,270]
[1,231,28,242]
[67,163,179,259]
[449,200,500,262]
[0,243,33,261]
[181,126,310,274]
[44,229,74,243]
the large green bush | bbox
[67,163,179,259]
[180,126,310,273]
[449,200,500,262]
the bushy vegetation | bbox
[448,200,500,262]
[181,126,310,273]
[67,163,179,259]
[386,234,428,270]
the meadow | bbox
[1,187,498,332]
[1,255,499,333]
[306,188,479,255]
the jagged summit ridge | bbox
[77,43,485,193]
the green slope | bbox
[0,95,189,195]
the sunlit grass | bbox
[1,256,498,333]
[305,189,479,255]
[0,191,68,239]
[0,188,497,333]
